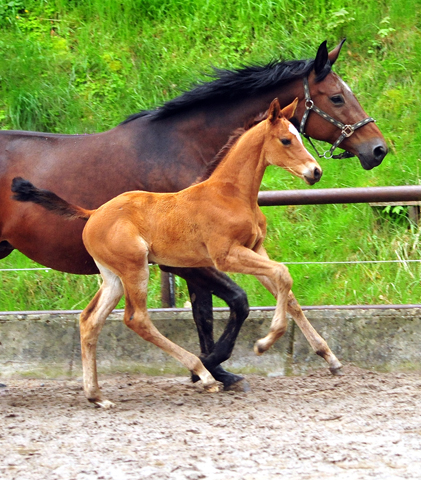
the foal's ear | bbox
[268,98,281,124]
[328,38,346,66]
[280,98,298,120]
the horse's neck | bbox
[166,83,300,166]
[207,122,267,205]
[203,89,296,157]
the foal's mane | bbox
[195,111,268,183]
[121,57,330,124]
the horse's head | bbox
[265,98,322,185]
[294,40,388,170]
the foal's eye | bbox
[281,138,291,146]
[330,95,345,105]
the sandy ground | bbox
[1,366,421,480]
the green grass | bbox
[0,0,421,310]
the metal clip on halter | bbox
[299,76,375,160]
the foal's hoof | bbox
[253,339,267,356]
[330,365,344,376]
[204,383,219,393]
[91,399,116,409]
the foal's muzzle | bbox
[304,166,323,185]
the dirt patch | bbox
[1,366,421,479]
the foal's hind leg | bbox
[160,266,250,390]
[79,264,124,407]
[119,249,218,392]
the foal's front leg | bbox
[251,247,343,374]
[254,290,343,373]
[213,245,293,349]
[286,292,343,374]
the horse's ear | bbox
[328,38,346,65]
[314,40,329,76]
[280,98,298,120]
[268,98,281,124]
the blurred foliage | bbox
[0,0,421,309]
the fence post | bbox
[160,271,176,308]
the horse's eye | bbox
[330,95,345,105]
[281,138,291,146]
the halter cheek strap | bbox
[299,77,375,159]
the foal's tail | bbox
[11,177,93,221]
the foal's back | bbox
[82,185,218,269]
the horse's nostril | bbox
[374,145,387,161]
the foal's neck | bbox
[207,121,267,206]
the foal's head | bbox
[264,98,322,185]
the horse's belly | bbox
[0,188,96,273]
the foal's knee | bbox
[276,265,293,293]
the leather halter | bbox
[299,76,375,159]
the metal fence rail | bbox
[257,185,421,206]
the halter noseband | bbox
[299,76,375,159]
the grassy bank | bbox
[0,0,420,310]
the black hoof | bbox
[191,365,250,392]
[224,377,251,392]
[208,365,249,391]
[0,383,7,388]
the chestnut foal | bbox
[12,98,342,407]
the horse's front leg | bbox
[159,266,250,390]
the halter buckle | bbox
[305,99,314,110]
[341,125,354,138]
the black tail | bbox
[11,177,91,220]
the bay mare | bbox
[0,40,387,389]
[12,99,344,407]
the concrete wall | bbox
[1,307,421,378]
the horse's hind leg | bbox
[160,266,250,391]
[80,263,124,407]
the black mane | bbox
[121,57,329,124]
